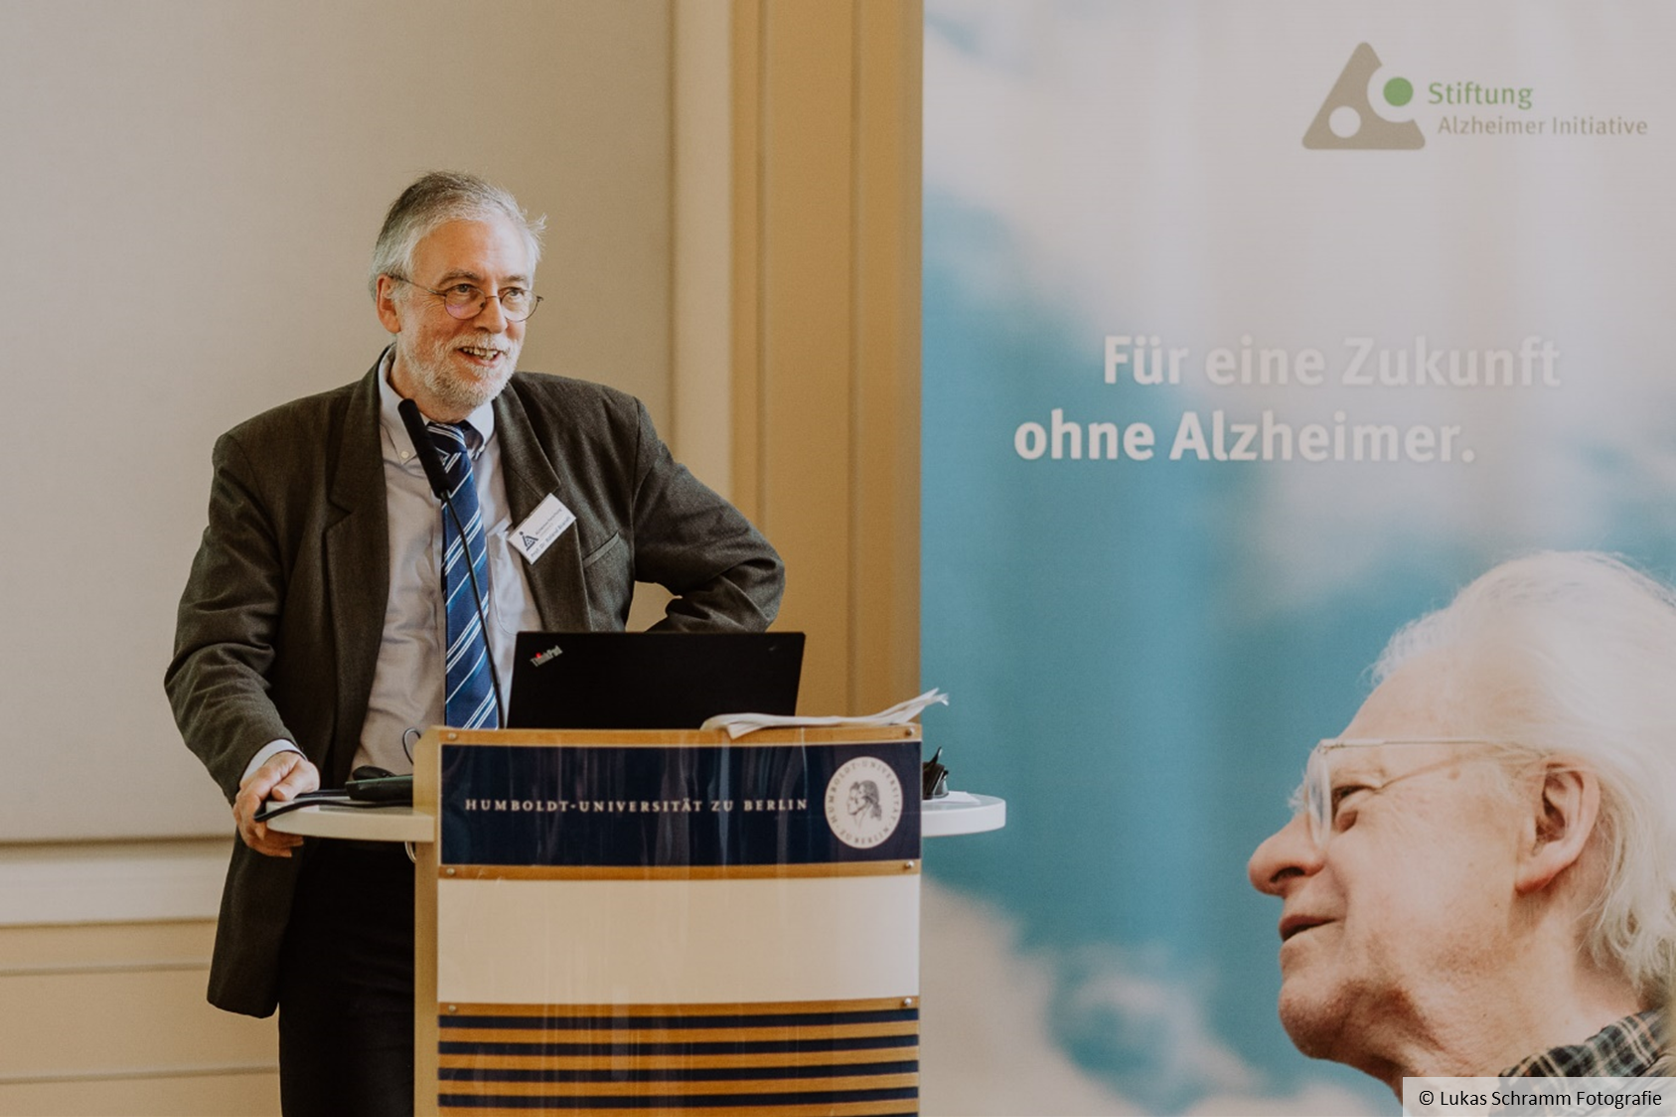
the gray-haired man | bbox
[167,171,783,1114]
[1249,551,1675,1094]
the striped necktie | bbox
[426,420,499,729]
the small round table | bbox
[922,791,1006,838]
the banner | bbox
[920,3,1676,1112]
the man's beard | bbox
[400,330,518,415]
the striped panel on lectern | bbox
[432,735,922,1116]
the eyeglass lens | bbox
[442,286,537,321]
[1301,750,1327,846]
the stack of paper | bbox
[701,688,949,740]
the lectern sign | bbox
[438,740,921,868]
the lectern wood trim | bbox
[430,725,918,748]
[438,860,920,880]
[438,997,915,1017]
[436,1103,916,1117]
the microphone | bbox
[396,396,507,728]
[398,397,451,500]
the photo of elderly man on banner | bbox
[1249,553,1676,1091]
[916,2,1676,1113]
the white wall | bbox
[0,0,674,841]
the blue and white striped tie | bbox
[427,420,499,729]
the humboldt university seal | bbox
[824,756,904,849]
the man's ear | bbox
[1514,762,1600,895]
[375,275,404,334]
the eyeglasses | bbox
[390,276,542,322]
[1293,738,1516,849]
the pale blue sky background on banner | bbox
[919,3,1676,1113]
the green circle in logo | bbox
[1384,77,1414,107]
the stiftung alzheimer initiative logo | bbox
[825,756,904,849]
[1304,42,1424,150]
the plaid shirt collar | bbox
[1500,1009,1671,1078]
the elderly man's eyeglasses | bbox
[391,276,542,322]
[1293,738,1514,849]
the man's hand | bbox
[233,751,321,857]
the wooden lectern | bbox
[411,724,923,1117]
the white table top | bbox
[923,792,1006,837]
[268,793,1006,843]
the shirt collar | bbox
[1499,1009,1669,1078]
[376,346,497,466]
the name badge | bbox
[508,493,576,564]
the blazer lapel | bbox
[493,384,591,631]
[323,363,390,785]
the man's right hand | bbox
[233,751,321,857]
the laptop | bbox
[507,631,806,729]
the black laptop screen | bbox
[507,632,805,729]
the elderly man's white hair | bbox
[1374,551,1676,1008]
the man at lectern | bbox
[166,171,783,1115]
[1248,552,1675,1094]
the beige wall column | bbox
[719,0,923,716]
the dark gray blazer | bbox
[165,359,783,1016]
